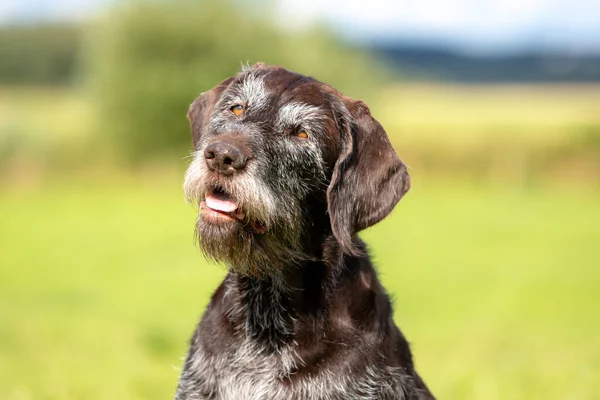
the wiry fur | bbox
[175,266,431,400]
[183,148,308,277]
[176,64,434,399]
[183,68,328,276]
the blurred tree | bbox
[85,0,389,163]
[0,24,82,85]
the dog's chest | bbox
[177,338,406,400]
[206,340,297,399]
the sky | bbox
[1,0,600,54]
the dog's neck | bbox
[230,273,295,350]
[225,235,362,351]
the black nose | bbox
[204,141,248,175]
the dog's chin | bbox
[196,213,307,278]
[197,209,252,252]
[198,209,242,233]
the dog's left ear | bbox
[327,99,411,255]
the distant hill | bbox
[372,44,600,83]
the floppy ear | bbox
[188,77,234,149]
[327,99,411,255]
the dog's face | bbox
[184,64,410,276]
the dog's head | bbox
[184,64,410,276]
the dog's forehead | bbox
[233,66,335,109]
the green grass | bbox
[374,84,600,184]
[1,172,599,399]
[377,83,600,139]
[0,86,91,140]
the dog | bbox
[176,63,434,400]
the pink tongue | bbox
[205,194,239,213]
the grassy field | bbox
[376,84,600,185]
[1,171,599,399]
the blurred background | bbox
[0,0,599,398]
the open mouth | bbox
[200,187,245,223]
[200,188,268,234]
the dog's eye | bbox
[231,105,245,116]
[297,130,309,139]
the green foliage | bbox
[0,87,93,178]
[0,24,82,85]
[86,0,388,163]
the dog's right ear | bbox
[188,77,234,149]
